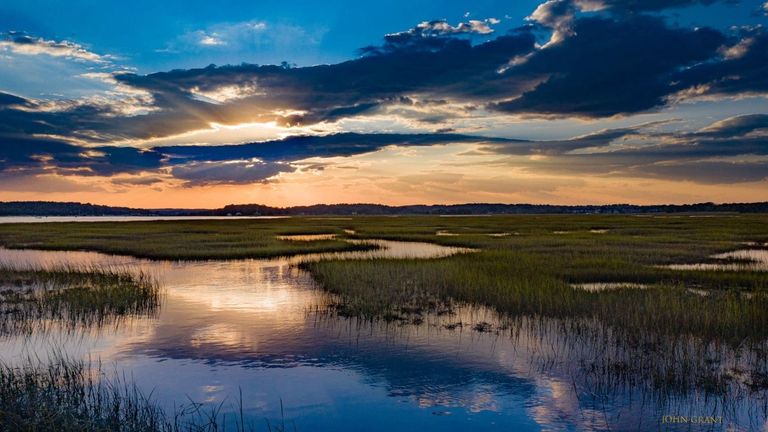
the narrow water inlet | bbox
[277,234,338,241]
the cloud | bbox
[479,121,669,156]
[1,108,766,187]
[697,113,768,137]
[182,21,267,48]
[199,34,226,47]
[170,160,294,185]
[0,92,29,107]
[0,171,105,193]
[5,10,751,146]
[162,132,506,185]
[493,16,724,117]
[0,132,514,185]
[527,0,724,46]
[671,28,768,99]
[158,132,514,164]
[575,0,720,12]
[0,32,109,63]
[0,135,164,177]
[1,12,760,145]
[4,113,766,188]
[639,160,768,184]
[473,114,768,183]
[384,18,499,40]
[169,20,321,53]
[110,175,166,186]
[528,0,578,45]
[1,5,767,194]
[2,28,535,141]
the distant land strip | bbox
[2,201,768,216]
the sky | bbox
[0,0,767,208]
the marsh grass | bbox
[3,215,768,407]
[304,250,768,344]
[296,214,768,402]
[0,356,269,432]
[0,220,372,260]
[3,215,768,342]
[0,265,160,335]
[500,315,768,399]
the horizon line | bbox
[3,200,768,211]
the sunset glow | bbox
[2,0,767,207]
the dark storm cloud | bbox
[528,0,723,31]
[112,28,538,128]
[493,16,725,117]
[1,9,764,143]
[158,132,516,163]
[0,96,128,141]
[161,132,515,185]
[0,132,515,185]
[0,135,164,177]
[671,28,768,98]
[0,27,536,141]
[0,92,28,107]
[120,15,725,124]
[579,0,721,12]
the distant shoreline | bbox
[2,200,768,217]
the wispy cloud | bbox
[165,20,323,53]
[0,32,110,63]
[473,114,768,183]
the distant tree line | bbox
[2,201,768,216]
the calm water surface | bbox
[0,216,289,224]
[667,249,768,272]
[0,242,764,431]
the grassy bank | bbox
[0,266,160,335]
[305,251,768,343]
[0,219,373,260]
[1,215,768,343]
[0,214,764,260]
[300,215,768,343]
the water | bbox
[0,216,289,224]
[667,249,768,272]
[0,244,765,431]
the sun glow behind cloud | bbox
[0,0,767,207]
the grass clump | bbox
[0,266,160,335]
[0,357,168,431]
[0,220,371,260]
[0,356,272,432]
[304,250,768,343]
